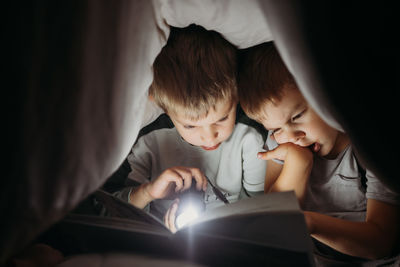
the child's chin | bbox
[200,143,221,151]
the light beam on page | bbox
[175,180,205,229]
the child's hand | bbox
[258,142,313,168]
[164,199,179,233]
[257,143,313,203]
[144,166,207,201]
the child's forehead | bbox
[174,99,235,123]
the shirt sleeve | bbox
[241,127,267,192]
[365,169,400,205]
[113,134,155,203]
[113,187,134,203]
[126,135,156,185]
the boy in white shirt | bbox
[117,25,266,228]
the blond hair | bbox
[149,24,237,120]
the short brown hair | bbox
[149,24,237,120]
[237,42,296,121]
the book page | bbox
[63,214,170,236]
[193,191,300,224]
[63,190,170,235]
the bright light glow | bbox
[175,204,199,229]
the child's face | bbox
[260,85,346,158]
[169,99,236,151]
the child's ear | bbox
[148,94,154,102]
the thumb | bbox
[257,151,273,160]
[258,146,288,161]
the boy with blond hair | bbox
[116,25,266,223]
[237,41,400,260]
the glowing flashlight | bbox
[175,181,205,229]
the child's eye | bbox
[218,115,229,123]
[292,109,306,122]
[184,125,195,129]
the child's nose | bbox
[201,127,218,143]
[285,130,305,144]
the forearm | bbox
[260,143,313,203]
[305,211,396,259]
[129,183,154,209]
[270,158,312,204]
[264,160,282,193]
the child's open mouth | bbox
[201,143,221,151]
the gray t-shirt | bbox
[266,134,400,221]
[121,122,266,217]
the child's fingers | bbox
[161,170,183,193]
[176,168,195,192]
[257,151,277,160]
[190,168,207,191]
[258,146,288,161]
[173,177,183,193]
[164,206,171,227]
[174,167,207,192]
[169,200,179,233]
[163,166,207,193]
[164,204,172,230]
[257,151,270,160]
[164,199,179,233]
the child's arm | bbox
[305,199,400,259]
[258,143,313,204]
[264,159,283,193]
[129,166,207,209]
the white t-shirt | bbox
[120,118,267,218]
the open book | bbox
[45,190,315,266]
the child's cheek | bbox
[223,124,235,141]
